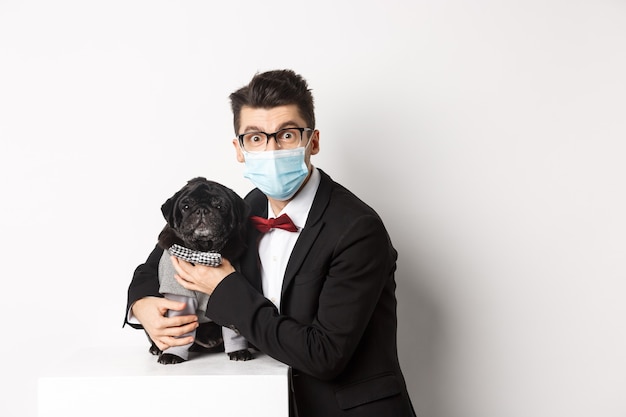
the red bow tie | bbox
[250,214,299,233]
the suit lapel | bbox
[281,169,333,294]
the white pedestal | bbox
[38,346,290,417]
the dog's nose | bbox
[195,207,209,217]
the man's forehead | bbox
[239,104,305,132]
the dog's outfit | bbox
[158,251,246,360]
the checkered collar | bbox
[168,244,222,267]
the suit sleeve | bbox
[124,244,165,328]
[205,214,396,380]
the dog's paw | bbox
[149,342,162,356]
[146,332,162,356]
[194,322,225,349]
[158,353,186,365]
[228,349,254,361]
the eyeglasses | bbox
[237,127,313,152]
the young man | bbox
[126,69,416,416]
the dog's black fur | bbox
[149,177,253,364]
[157,177,249,259]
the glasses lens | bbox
[241,132,268,152]
[276,128,303,149]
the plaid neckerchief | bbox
[168,244,222,267]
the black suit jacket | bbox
[126,169,415,417]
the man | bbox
[126,69,416,416]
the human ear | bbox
[232,138,245,163]
[309,130,320,156]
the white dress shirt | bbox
[258,167,321,311]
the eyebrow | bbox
[241,121,302,134]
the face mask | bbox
[243,147,309,201]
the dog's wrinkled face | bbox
[174,185,231,251]
[158,177,248,257]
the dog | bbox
[148,177,253,364]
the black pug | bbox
[148,177,253,364]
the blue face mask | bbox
[243,147,309,201]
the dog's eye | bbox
[211,197,225,210]
[182,204,190,211]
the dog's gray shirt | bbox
[158,251,247,353]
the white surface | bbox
[38,347,289,417]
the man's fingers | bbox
[155,335,195,351]
[160,317,199,335]
[153,320,198,350]
[170,256,191,274]
[175,274,195,291]
[157,297,189,313]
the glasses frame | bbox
[237,127,313,152]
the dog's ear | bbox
[161,186,186,227]
[161,178,206,227]
[157,225,180,250]
[160,195,175,226]
[219,187,249,261]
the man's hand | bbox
[131,296,199,352]
[172,256,235,295]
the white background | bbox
[1,1,625,416]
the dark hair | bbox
[229,69,315,133]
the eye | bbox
[180,198,191,211]
[278,129,299,142]
[244,133,264,143]
[212,197,225,210]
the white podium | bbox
[38,346,290,417]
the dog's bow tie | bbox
[168,244,222,267]
[250,214,298,233]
